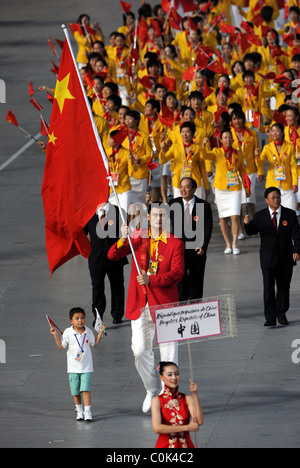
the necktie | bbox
[272,211,277,231]
[185,202,190,224]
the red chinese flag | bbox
[252,112,261,129]
[273,110,287,125]
[161,0,171,13]
[157,113,174,129]
[182,66,196,81]
[188,16,198,32]
[47,92,54,103]
[29,82,35,96]
[30,98,43,111]
[119,0,132,14]
[6,110,19,127]
[40,115,49,136]
[168,8,183,30]
[56,38,65,49]
[42,34,109,275]
[112,126,128,147]
[161,76,177,91]
[206,61,226,74]
[181,0,197,12]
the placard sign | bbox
[155,300,221,344]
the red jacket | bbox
[107,229,185,320]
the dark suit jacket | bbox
[168,196,213,254]
[84,204,128,272]
[244,206,300,270]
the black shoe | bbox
[264,320,277,327]
[113,318,123,324]
[278,317,289,326]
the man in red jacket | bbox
[108,202,185,412]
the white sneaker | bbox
[76,410,84,421]
[238,233,245,240]
[142,391,156,414]
[84,409,93,422]
[224,247,232,254]
[233,248,240,255]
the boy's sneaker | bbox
[76,409,84,421]
[84,409,93,422]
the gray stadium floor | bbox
[1,0,300,449]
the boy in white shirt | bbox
[50,307,105,421]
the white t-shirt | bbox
[61,326,95,373]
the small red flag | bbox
[168,8,183,30]
[42,31,109,275]
[47,92,54,103]
[6,110,19,127]
[206,61,226,74]
[252,112,261,129]
[157,113,174,129]
[46,315,63,335]
[50,60,59,75]
[111,126,128,147]
[68,23,82,36]
[40,115,49,136]
[29,82,35,97]
[161,76,177,91]
[161,0,171,13]
[188,16,198,32]
[272,110,287,125]
[119,0,132,14]
[55,38,65,49]
[220,22,236,34]
[182,66,197,82]
[139,75,156,90]
[243,173,251,194]
[47,37,58,57]
[30,97,43,111]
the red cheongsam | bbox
[155,386,195,448]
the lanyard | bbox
[75,333,86,354]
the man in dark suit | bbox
[169,177,213,301]
[244,187,300,327]
[84,202,127,325]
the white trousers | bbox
[131,306,178,394]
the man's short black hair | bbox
[180,177,197,189]
[264,187,281,199]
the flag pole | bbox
[61,24,144,280]
[18,126,39,142]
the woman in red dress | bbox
[151,362,203,448]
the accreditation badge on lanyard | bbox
[182,147,193,178]
[227,171,238,186]
[75,333,86,362]
[109,172,119,187]
[275,165,286,181]
[296,151,300,166]
[148,241,159,276]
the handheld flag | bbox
[6,110,38,141]
[29,82,35,97]
[94,308,107,335]
[46,314,63,335]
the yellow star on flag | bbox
[48,131,58,145]
[54,73,75,113]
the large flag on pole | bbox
[42,25,110,275]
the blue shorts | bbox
[68,372,91,396]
